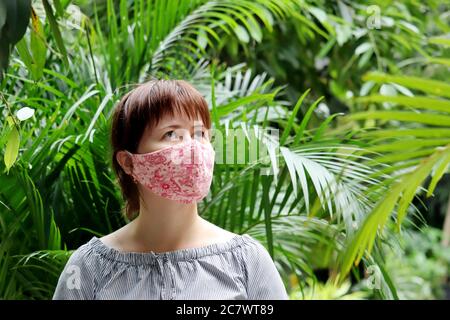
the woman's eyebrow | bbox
[160,124,183,130]
[160,123,205,130]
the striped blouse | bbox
[52,233,289,300]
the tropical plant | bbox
[383,226,450,299]
[290,278,370,300]
[337,70,450,284]
[1,0,449,300]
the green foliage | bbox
[290,279,370,300]
[0,0,449,300]
[383,227,450,299]
[337,70,450,281]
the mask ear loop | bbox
[125,150,139,184]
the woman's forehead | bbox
[156,111,204,127]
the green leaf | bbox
[355,95,450,113]
[363,72,450,99]
[53,0,64,17]
[428,36,450,47]
[15,38,32,69]
[427,57,450,67]
[196,29,208,49]
[29,8,46,80]
[246,16,262,43]
[280,89,310,145]
[42,0,68,67]
[82,93,113,144]
[293,96,324,145]
[4,126,20,173]
[309,7,327,23]
[335,24,352,46]
[234,25,249,43]
[396,148,448,228]
[349,111,450,126]
[426,147,450,197]
[359,128,450,138]
[312,112,344,141]
[262,175,274,257]
[367,139,450,152]
[217,92,274,116]
[355,42,371,56]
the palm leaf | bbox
[337,72,450,280]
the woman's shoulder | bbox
[63,237,102,269]
[52,237,102,300]
[235,234,273,262]
[234,235,289,300]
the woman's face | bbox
[136,111,210,154]
[117,110,211,177]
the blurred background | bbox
[0,0,449,300]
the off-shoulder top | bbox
[52,233,289,300]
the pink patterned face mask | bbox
[127,139,215,203]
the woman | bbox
[52,80,289,300]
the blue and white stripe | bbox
[52,233,289,300]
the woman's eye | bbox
[163,130,177,139]
[194,130,206,139]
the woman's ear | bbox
[116,151,134,176]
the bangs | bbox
[116,79,212,152]
[130,80,211,130]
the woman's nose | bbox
[179,130,193,142]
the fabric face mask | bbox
[127,139,215,203]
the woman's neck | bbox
[128,193,206,253]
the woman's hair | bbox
[110,80,212,220]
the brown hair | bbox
[110,80,212,220]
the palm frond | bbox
[337,71,450,280]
